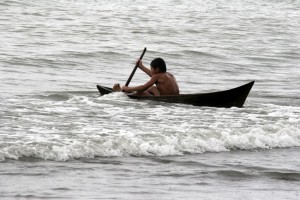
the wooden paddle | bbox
[125,47,147,86]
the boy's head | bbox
[150,58,166,72]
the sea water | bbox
[0,0,299,199]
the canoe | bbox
[96,81,254,108]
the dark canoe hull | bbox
[96,81,254,108]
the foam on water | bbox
[1,93,299,161]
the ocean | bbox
[0,0,299,199]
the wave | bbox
[215,170,254,179]
[33,91,98,101]
[264,171,300,181]
[60,50,128,58]
[180,50,224,59]
[1,124,299,161]
[1,91,299,162]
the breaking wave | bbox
[1,92,299,161]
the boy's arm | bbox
[122,75,159,92]
[138,61,152,77]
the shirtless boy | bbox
[113,58,179,96]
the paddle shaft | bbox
[125,47,147,86]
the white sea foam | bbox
[1,116,299,161]
[1,91,300,161]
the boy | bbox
[113,58,179,96]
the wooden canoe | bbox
[96,81,254,108]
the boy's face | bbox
[151,66,159,75]
[151,67,159,75]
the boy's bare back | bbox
[154,72,179,95]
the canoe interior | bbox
[96,81,255,108]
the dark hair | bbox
[150,58,166,72]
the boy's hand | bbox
[112,83,121,92]
[136,59,143,68]
[121,86,129,92]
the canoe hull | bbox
[96,81,254,108]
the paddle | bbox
[125,47,147,86]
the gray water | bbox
[0,0,300,199]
